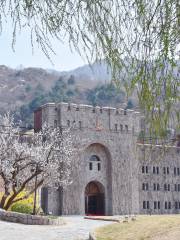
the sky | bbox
[0,23,86,71]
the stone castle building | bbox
[34,102,180,216]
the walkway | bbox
[0,216,113,240]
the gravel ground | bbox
[0,216,113,240]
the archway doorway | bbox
[85,181,105,215]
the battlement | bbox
[34,102,142,134]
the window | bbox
[76,107,79,111]
[168,184,170,191]
[175,202,178,209]
[154,201,157,209]
[115,124,118,131]
[79,121,82,129]
[167,167,169,174]
[54,120,57,128]
[90,155,100,161]
[143,201,149,209]
[175,184,177,191]
[174,167,176,175]
[164,184,167,191]
[168,202,171,209]
[178,184,180,192]
[98,162,101,171]
[67,120,70,127]
[142,166,148,174]
[100,108,103,113]
[158,201,160,209]
[165,202,168,209]
[153,166,159,174]
[125,125,128,132]
[120,124,123,132]
[124,110,127,115]
[89,162,92,170]
[163,167,166,174]
[154,183,160,191]
[89,155,101,171]
[142,183,148,191]
[178,168,180,175]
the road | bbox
[0,216,113,240]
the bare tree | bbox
[0,113,75,211]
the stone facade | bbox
[34,102,180,216]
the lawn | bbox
[95,215,180,240]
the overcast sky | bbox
[0,22,86,71]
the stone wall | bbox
[137,144,180,214]
[34,102,142,216]
[0,209,64,225]
[35,102,141,134]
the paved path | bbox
[0,216,113,240]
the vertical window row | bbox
[143,201,150,209]
[163,167,169,174]
[142,166,148,174]
[174,167,180,175]
[165,202,171,209]
[154,201,160,209]
[142,183,149,191]
[153,183,160,191]
[164,184,171,191]
[153,166,159,174]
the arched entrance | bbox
[85,181,105,215]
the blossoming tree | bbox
[0,113,75,211]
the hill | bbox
[0,64,133,127]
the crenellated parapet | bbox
[34,102,142,134]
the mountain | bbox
[47,61,111,83]
[0,63,130,126]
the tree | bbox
[0,113,75,212]
[0,0,179,136]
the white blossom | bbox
[0,113,75,210]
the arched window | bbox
[90,155,100,162]
[89,155,101,171]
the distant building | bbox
[34,102,180,215]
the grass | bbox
[95,215,180,240]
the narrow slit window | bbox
[98,162,101,171]
[54,120,57,128]
[67,120,70,127]
[125,125,128,132]
[79,121,82,129]
[120,124,123,132]
[89,162,92,170]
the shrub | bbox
[11,202,33,214]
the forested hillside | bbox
[0,64,137,127]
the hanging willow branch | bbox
[0,0,179,137]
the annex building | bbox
[34,102,180,216]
